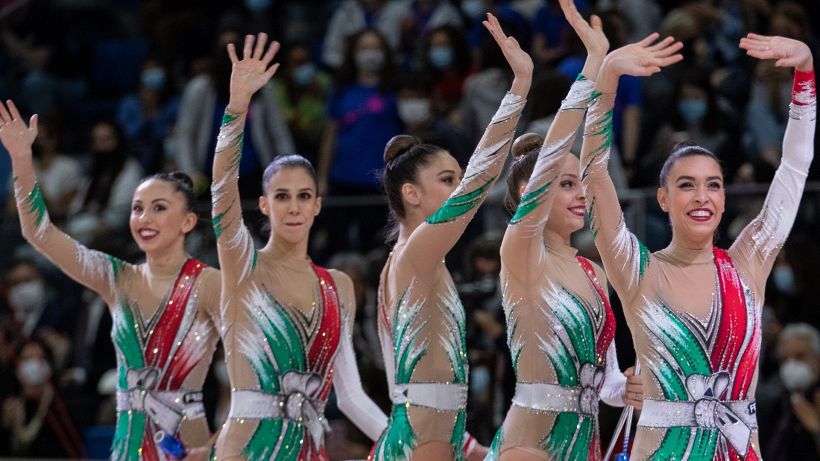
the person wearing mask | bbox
[420,25,474,117]
[3,258,66,339]
[758,323,820,460]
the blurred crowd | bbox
[0,0,818,458]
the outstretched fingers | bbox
[262,40,280,66]
[0,101,11,124]
[253,32,268,60]
[7,100,22,121]
[227,43,240,64]
[243,34,254,61]
[637,32,660,47]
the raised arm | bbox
[501,0,607,279]
[404,13,531,271]
[0,100,120,304]
[331,272,388,441]
[211,33,280,288]
[731,34,815,275]
[580,34,682,301]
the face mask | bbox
[780,359,816,392]
[461,0,484,20]
[8,281,46,317]
[677,99,707,122]
[214,361,229,386]
[428,46,454,69]
[470,365,491,394]
[355,49,385,72]
[292,63,316,86]
[773,265,795,294]
[398,98,431,125]
[18,358,51,386]
[245,0,271,12]
[141,68,166,90]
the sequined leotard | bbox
[211,111,388,461]
[580,69,816,460]
[371,91,526,461]
[13,171,221,461]
[486,75,627,461]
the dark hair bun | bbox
[512,133,543,159]
[384,135,421,163]
[167,171,194,191]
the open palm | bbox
[559,0,608,57]
[227,33,281,103]
[0,100,38,162]
[605,33,683,78]
[483,13,533,78]
[740,33,812,70]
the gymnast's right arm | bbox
[0,100,118,304]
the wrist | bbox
[796,57,813,73]
[510,75,532,98]
[226,97,251,114]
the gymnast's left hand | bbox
[226,32,281,113]
[623,366,643,410]
[0,100,38,162]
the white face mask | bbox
[8,281,46,317]
[780,359,816,392]
[355,49,385,72]
[18,358,51,386]
[398,98,431,125]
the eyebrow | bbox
[437,169,458,176]
[675,175,723,182]
[560,173,579,179]
[273,188,315,193]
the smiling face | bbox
[259,167,322,245]
[129,179,197,255]
[657,155,725,248]
[401,151,461,218]
[543,155,586,238]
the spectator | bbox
[396,73,471,164]
[398,0,463,63]
[66,121,142,248]
[419,25,474,117]
[176,24,294,198]
[1,337,84,458]
[116,57,180,175]
[322,0,408,69]
[317,29,401,254]
[758,323,820,460]
[2,258,66,339]
[273,43,332,161]
[532,0,589,66]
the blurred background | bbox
[0,0,818,459]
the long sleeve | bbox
[211,111,257,288]
[403,92,526,272]
[599,342,626,407]
[580,91,649,303]
[730,68,816,277]
[332,274,389,441]
[501,75,594,281]
[13,166,120,304]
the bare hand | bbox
[483,13,533,80]
[623,366,643,410]
[604,34,683,78]
[0,100,38,162]
[559,0,608,57]
[226,33,281,112]
[740,33,813,71]
[792,393,820,435]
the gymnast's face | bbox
[545,155,586,238]
[130,179,196,255]
[657,155,725,247]
[259,167,321,245]
[403,150,462,219]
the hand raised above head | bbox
[482,13,533,79]
[559,0,608,58]
[603,33,684,79]
[740,33,813,71]
[0,99,38,161]
[226,32,281,112]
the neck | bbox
[396,214,425,246]
[668,233,713,253]
[358,72,380,86]
[145,241,188,277]
[542,226,571,248]
[263,235,309,262]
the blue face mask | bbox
[141,68,166,90]
[292,63,316,86]
[773,265,795,294]
[461,0,485,20]
[677,99,707,122]
[428,46,454,70]
[245,0,271,12]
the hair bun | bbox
[512,133,543,159]
[168,171,194,191]
[384,135,421,163]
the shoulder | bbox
[327,268,354,294]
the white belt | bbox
[116,389,204,435]
[390,383,468,411]
[639,399,758,456]
[512,382,600,416]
